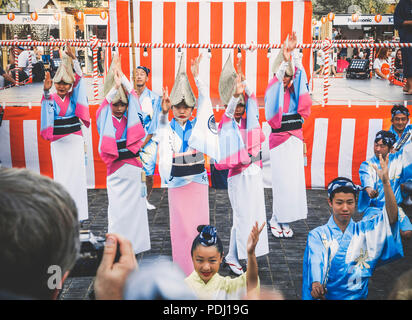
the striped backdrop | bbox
[107,0,313,99]
[0,104,397,189]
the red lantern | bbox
[99,11,107,20]
[30,12,38,21]
[54,13,61,21]
[375,14,382,23]
[351,13,359,22]
[328,12,335,21]
[7,13,15,21]
[76,12,84,20]
[321,16,328,24]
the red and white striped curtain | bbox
[107,0,313,99]
[0,105,396,190]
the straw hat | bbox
[218,53,245,105]
[169,55,196,108]
[103,55,128,105]
[53,51,75,84]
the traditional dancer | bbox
[185,223,265,300]
[389,105,412,152]
[41,45,90,222]
[303,156,403,300]
[134,65,162,210]
[158,54,216,276]
[358,130,412,239]
[214,55,269,275]
[265,33,312,238]
[96,56,150,254]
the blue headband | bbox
[375,130,397,148]
[17,46,25,50]
[199,226,217,247]
[137,66,150,76]
[391,105,410,118]
[327,178,363,199]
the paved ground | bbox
[59,187,412,300]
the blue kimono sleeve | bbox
[302,230,327,300]
[146,95,162,135]
[359,207,404,268]
[358,160,374,212]
[40,94,56,141]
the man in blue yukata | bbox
[358,130,412,239]
[134,66,162,210]
[389,104,412,152]
[302,154,404,300]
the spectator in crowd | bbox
[373,47,391,80]
[394,0,412,94]
[0,167,138,300]
[75,25,84,40]
[9,46,30,82]
[9,45,45,83]
[0,64,16,87]
[314,50,325,75]
[395,49,404,80]
[0,167,80,299]
[336,54,349,74]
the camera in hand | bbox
[69,230,121,277]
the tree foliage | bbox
[0,0,18,12]
[313,0,389,17]
[70,0,104,9]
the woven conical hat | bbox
[169,55,196,108]
[103,55,128,104]
[218,53,237,105]
[53,51,75,84]
[218,53,245,106]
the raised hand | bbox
[44,71,52,91]
[283,31,298,62]
[233,74,245,98]
[94,233,137,300]
[236,56,245,82]
[161,86,171,114]
[372,153,390,185]
[114,68,122,89]
[65,43,76,59]
[247,221,266,255]
[190,53,203,79]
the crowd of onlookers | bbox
[0,46,45,89]
[313,40,404,85]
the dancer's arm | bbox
[246,222,266,293]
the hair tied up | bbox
[198,225,218,247]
